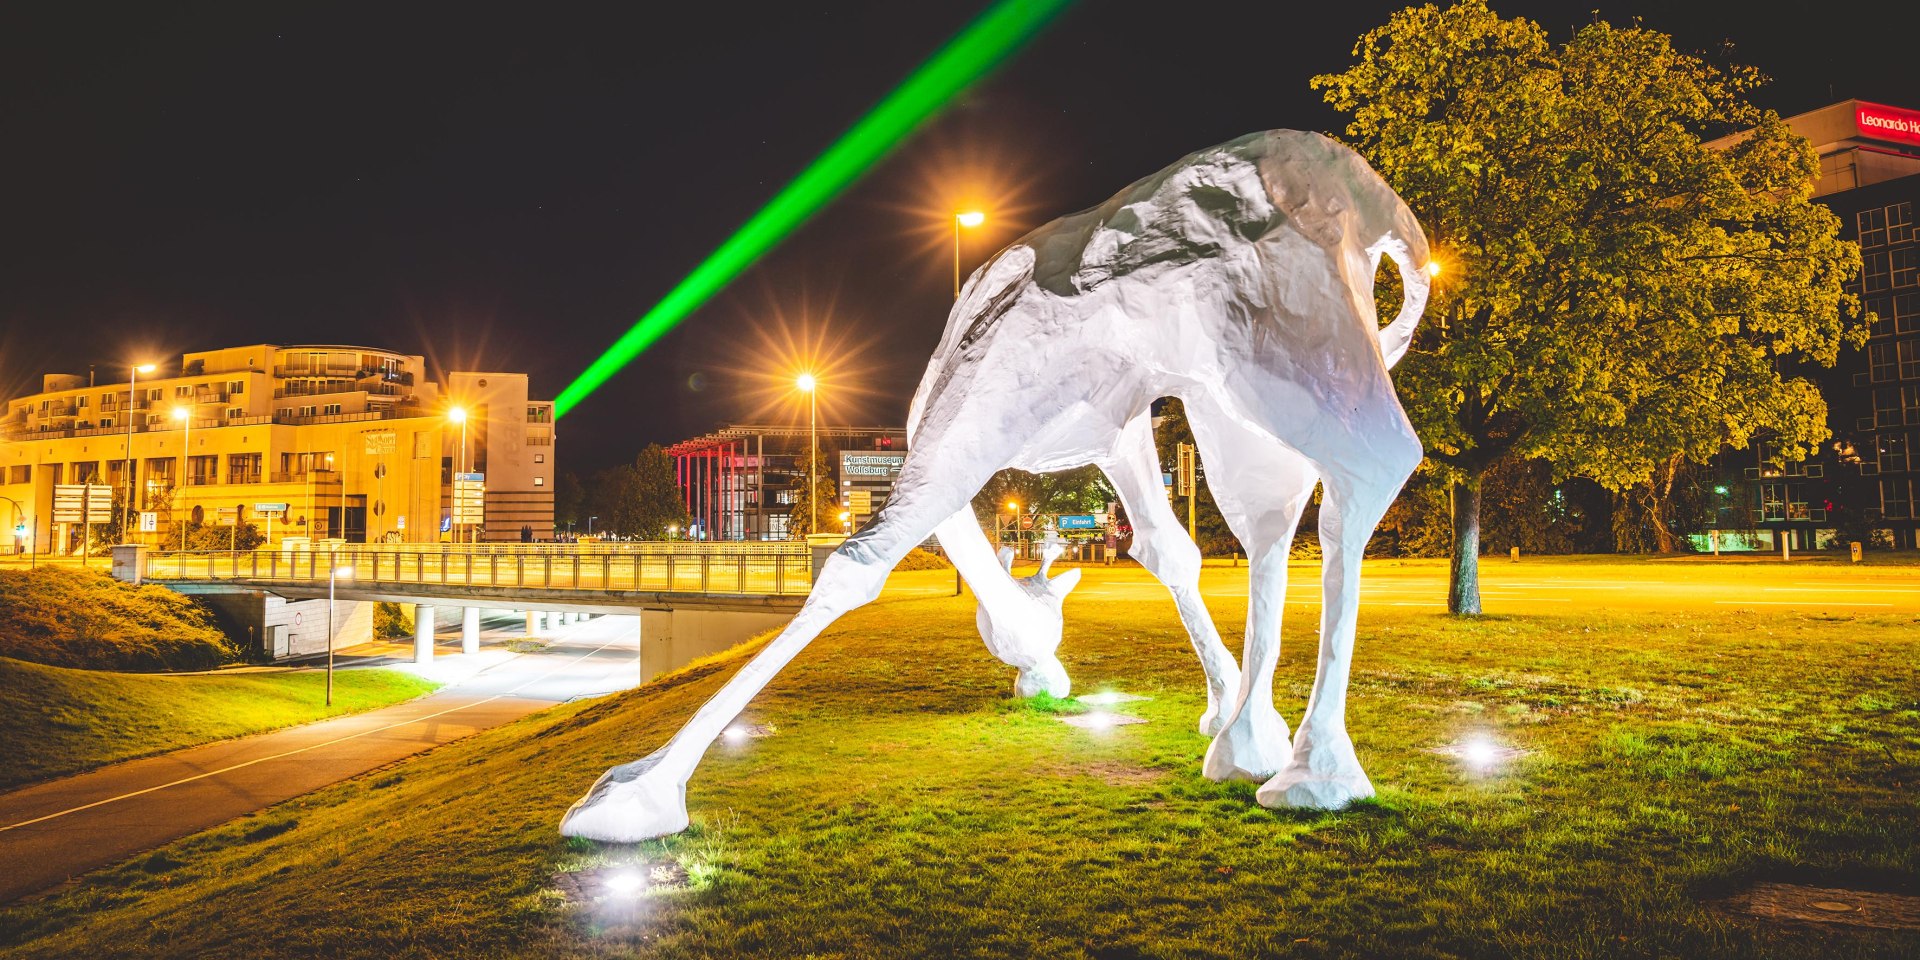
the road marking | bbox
[1712,600,1893,607]
[0,638,624,834]
[1773,585,1920,593]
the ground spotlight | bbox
[604,869,646,899]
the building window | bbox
[1883,478,1913,519]
[9,465,29,484]
[1859,207,1888,248]
[147,387,162,402]
[99,417,113,428]
[175,385,190,398]
[1895,248,1919,290]
[299,405,317,418]
[1865,251,1891,293]
[1897,293,1920,335]
[1902,340,1920,381]
[322,403,342,416]
[227,380,245,394]
[228,453,262,484]
[534,453,545,464]
[1879,433,1911,474]
[534,476,545,486]
[76,395,87,408]
[227,408,244,419]
[1889,201,1914,245]
[1870,342,1897,382]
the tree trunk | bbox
[1448,477,1483,615]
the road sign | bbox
[453,472,485,524]
[846,489,873,512]
[55,484,114,524]
[1057,514,1099,530]
[217,506,239,527]
[1174,442,1196,496]
[138,511,158,532]
[397,515,407,531]
[254,502,288,516]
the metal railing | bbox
[145,542,814,596]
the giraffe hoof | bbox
[1255,769,1375,810]
[560,751,690,842]
[1200,705,1292,782]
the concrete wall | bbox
[638,608,788,684]
[190,587,372,660]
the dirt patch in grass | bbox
[1039,758,1170,786]
[1725,881,1920,931]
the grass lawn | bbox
[0,561,1915,958]
[0,658,439,789]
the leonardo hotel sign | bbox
[1857,101,1920,147]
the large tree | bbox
[1315,1,1862,612]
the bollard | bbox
[1509,546,1520,563]
[1850,541,1863,563]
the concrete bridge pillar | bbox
[461,607,481,655]
[524,610,538,636]
[414,604,436,663]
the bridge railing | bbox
[146,543,814,596]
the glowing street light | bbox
[954,211,985,299]
[796,373,819,537]
[448,406,470,544]
[839,509,852,534]
[173,406,191,550]
[1426,259,1443,278]
[121,362,158,544]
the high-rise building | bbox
[0,344,556,553]
[1705,101,1920,550]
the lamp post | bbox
[326,562,352,706]
[448,406,469,544]
[122,363,156,544]
[796,373,818,536]
[954,211,985,299]
[173,407,191,550]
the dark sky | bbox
[5,1,1916,474]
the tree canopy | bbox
[1315,1,1863,611]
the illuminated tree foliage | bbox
[1316,1,1862,612]
[591,444,689,540]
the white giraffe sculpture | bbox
[562,130,1431,841]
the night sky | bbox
[5,1,1916,474]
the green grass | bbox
[0,658,439,789]
[0,567,235,671]
[1,564,1916,958]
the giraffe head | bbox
[974,541,1082,697]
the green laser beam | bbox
[552,0,1074,419]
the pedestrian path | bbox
[0,618,642,903]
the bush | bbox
[0,568,236,671]
[373,602,415,639]
[893,548,953,571]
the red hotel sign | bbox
[1856,101,1920,147]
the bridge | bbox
[120,542,817,669]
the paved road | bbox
[0,616,643,904]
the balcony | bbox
[273,410,392,425]
[269,470,342,484]
[228,471,263,485]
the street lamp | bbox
[796,373,818,537]
[448,406,469,544]
[666,523,677,540]
[173,406,191,550]
[954,211,985,299]
[122,362,157,544]
[839,510,851,535]
[327,563,352,706]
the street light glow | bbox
[1006,500,1019,512]
[549,0,1074,419]
[135,363,157,374]
[795,372,816,393]
[1426,260,1443,277]
[956,210,986,228]
[172,406,189,422]
[447,406,468,424]
[333,566,353,578]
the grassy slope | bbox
[0,658,439,789]
[1,565,1916,959]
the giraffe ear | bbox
[996,546,1016,572]
[1047,566,1082,600]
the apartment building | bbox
[0,344,556,552]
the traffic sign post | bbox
[453,472,485,543]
